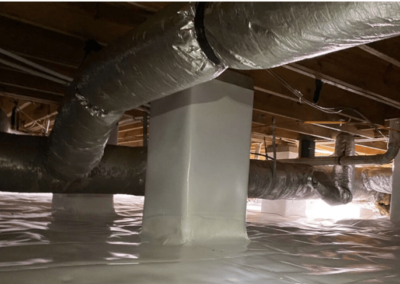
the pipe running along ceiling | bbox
[46,2,400,181]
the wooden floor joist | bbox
[0,2,399,158]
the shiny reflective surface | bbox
[205,2,400,70]
[0,193,399,283]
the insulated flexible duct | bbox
[204,2,400,69]
[0,132,385,206]
[332,133,355,201]
[47,2,400,181]
[46,3,225,181]
[248,160,352,205]
[357,167,392,195]
[0,133,146,194]
[248,160,318,200]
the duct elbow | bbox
[312,171,353,205]
[379,142,400,165]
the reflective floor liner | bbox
[0,193,399,284]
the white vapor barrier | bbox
[0,193,399,283]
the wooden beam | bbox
[252,123,304,141]
[0,96,27,116]
[319,140,387,151]
[118,128,148,140]
[128,2,168,13]
[0,86,62,105]
[118,139,144,146]
[0,57,78,78]
[359,45,400,69]
[0,67,66,95]
[7,101,31,117]
[253,90,375,138]
[0,3,143,44]
[359,36,400,68]
[22,104,58,128]
[252,111,334,140]
[0,16,85,68]
[119,122,143,134]
[238,67,386,126]
[285,46,400,112]
[316,144,385,156]
[125,109,146,117]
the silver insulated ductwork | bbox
[204,2,400,69]
[0,131,389,208]
[46,3,226,181]
[247,160,353,205]
[46,2,400,181]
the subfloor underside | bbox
[0,193,399,284]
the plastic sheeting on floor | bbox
[0,193,399,284]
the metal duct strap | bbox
[46,3,226,181]
[204,2,400,69]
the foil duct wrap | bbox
[0,131,390,207]
[204,2,400,69]
[0,133,146,195]
[0,108,10,133]
[47,3,226,181]
[316,165,391,203]
[356,167,392,195]
[312,170,353,205]
[248,160,318,200]
[248,160,352,205]
[333,133,356,198]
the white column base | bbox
[261,200,307,217]
[142,71,254,245]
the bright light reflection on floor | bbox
[0,193,378,222]
[306,199,361,220]
[247,199,262,212]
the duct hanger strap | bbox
[194,2,221,65]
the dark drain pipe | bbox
[47,2,400,181]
